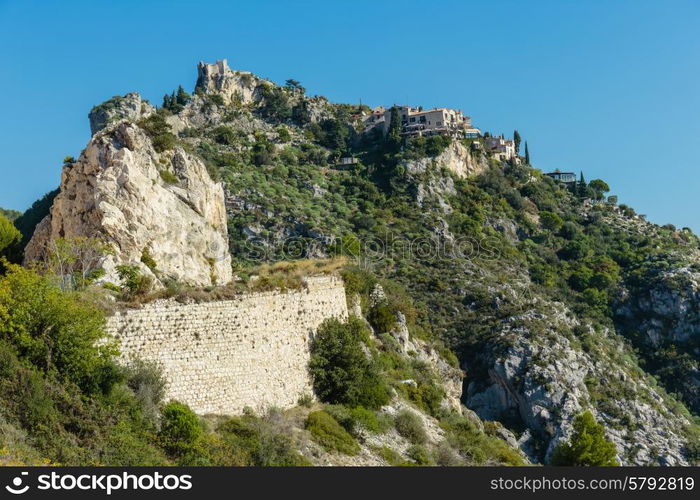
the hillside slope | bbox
[7,59,699,465]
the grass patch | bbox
[305,411,359,456]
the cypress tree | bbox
[524,142,530,164]
[513,130,521,154]
[385,106,403,154]
[578,171,587,199]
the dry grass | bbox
[108,257,347,310]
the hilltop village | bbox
[364,104,519,162]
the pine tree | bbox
[551,411,619,466]
[162,94,172,110]
[176,85,191,105]
[513,130,521,154]
[524,142,530,164]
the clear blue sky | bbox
[1,0,699,230]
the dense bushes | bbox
[394,410,427,444]
[441,414,525,465]
[213,412,309,466]
[138,111,177,152]
[0,214,21,258]
[309,317,390,410]
[305,410,360,455]
[158,401,202,456]
[0,263,118,394]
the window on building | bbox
[410,117,415,123]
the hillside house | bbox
[545,171,577,185]
[365,105,474,138]
[335,157,359,170]
[484,136,517,162]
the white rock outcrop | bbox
[404,140,488,179]
[88,93,155,135]
[25,121,232,287]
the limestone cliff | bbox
[89,92,155,135]
[404,140,488,180]
[25,120,232,287]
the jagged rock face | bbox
[88,93,155,135]
[615,265,700,413]
[195,59,268,106]
[25,122,232,287]
[404,140,488,179]
[465,296,691,466]
[617,266,700,344]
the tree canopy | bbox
[551,411,619,466]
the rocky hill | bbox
[24,120,232,287]
[3,59,698,466]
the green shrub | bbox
[440,413,524,465]
[116,264,153,298]
[140,248,158,272]
[0,264,118,394]
[374,445,405,465]
[368,303,397,333]
[402,381,445,417]
[407,444,433,465]
[297,393,314,407]
[125,358,166,426]
[394,410,427,444]
[138,112,176,153]
[158,400,202,456]
[276,126,291,142]
[325,405,383,436]
[551,411,619,466]
[215,415,309,466]
[0,214,21,255]
[159,170,178,184]
[309,317,390,410]
[305,410,359,455]
[207,94,225,107]
[212,126,237,145]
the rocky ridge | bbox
[25,120,232,287]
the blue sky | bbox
[1,0,698,230]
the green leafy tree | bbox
[309,317,390,410]
[551,411,619,465]
[540,211,564,232]
[0,263,118,393]
[176,85,191,105]
[284,79,305,94]
[40,237,111,290]
[158,400,202,456]
[13,189,59,249]
[0,214,21,255]
[589,179,610,201]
